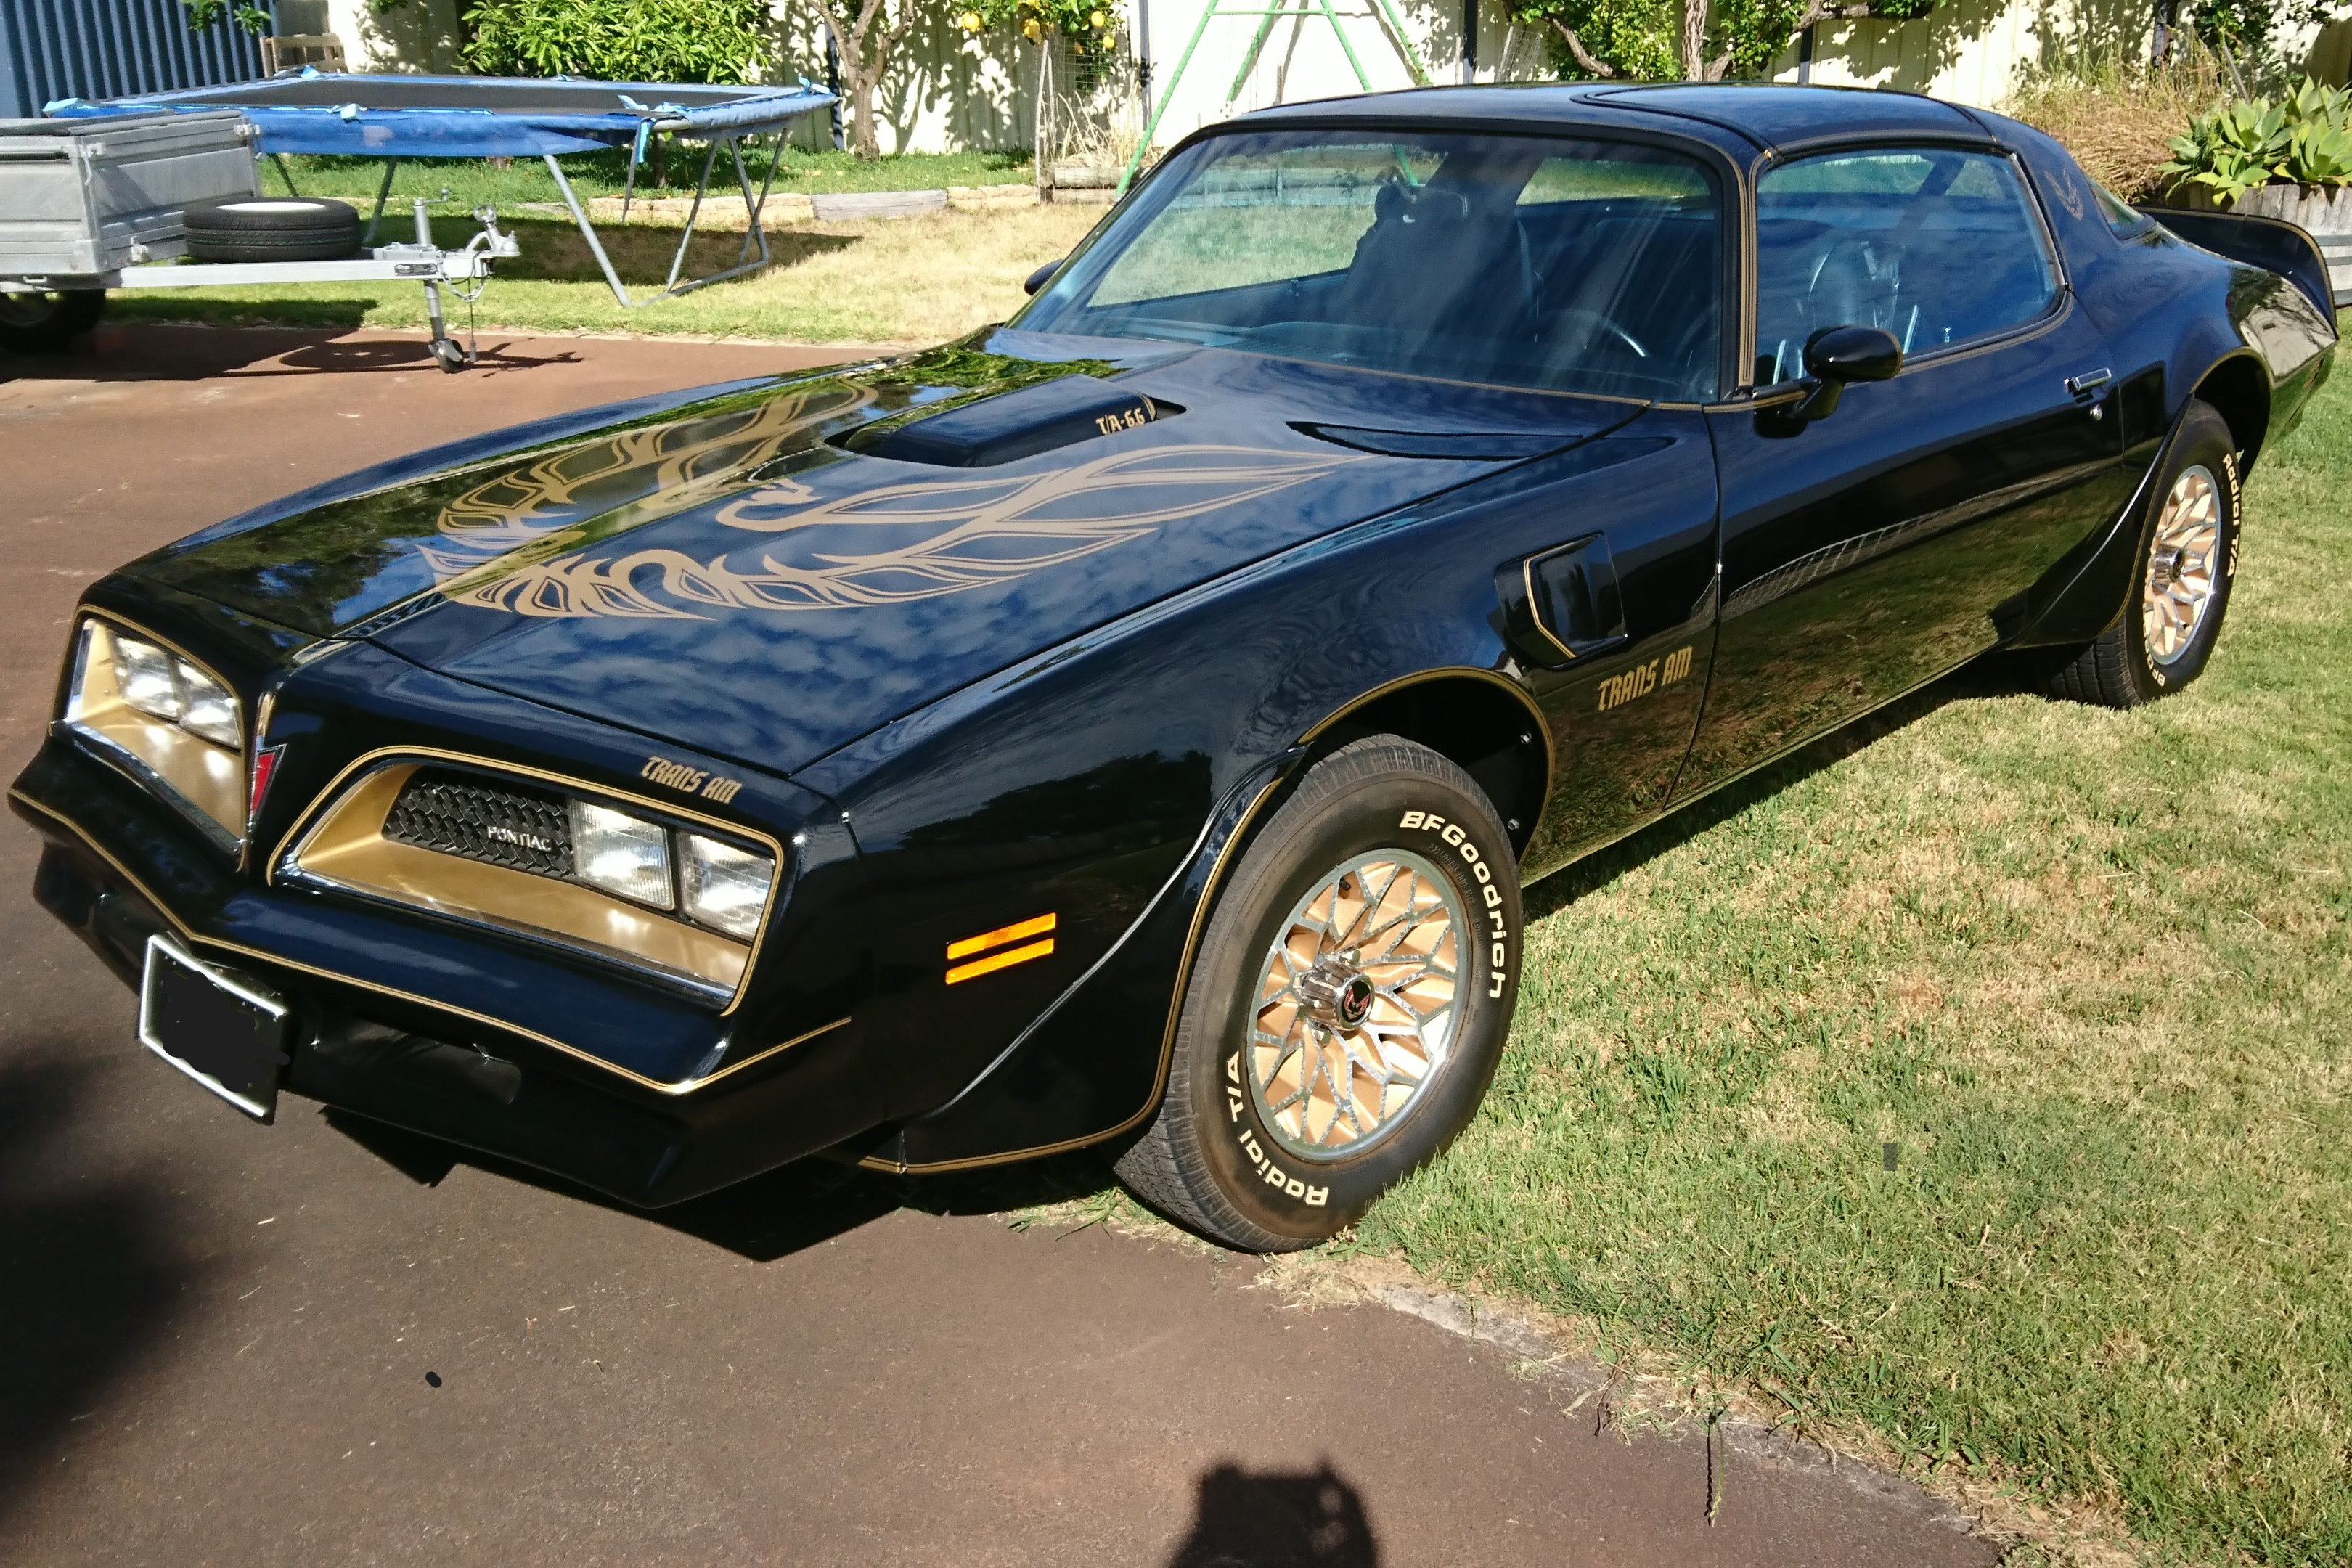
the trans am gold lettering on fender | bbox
[641,756,745,804]
[446,446,1363,621]
[1596,644,1694,713]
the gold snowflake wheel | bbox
[2143,464,2224,668]
[1246,849,1463,1161]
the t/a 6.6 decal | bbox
[1397,809,1513,1000]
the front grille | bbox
[383,768,573,878]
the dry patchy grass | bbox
[2003,51,2231,202]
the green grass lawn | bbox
[263,145,1033,209]
[1348,359,2352,1562]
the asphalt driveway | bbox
[0,325,2000,1567]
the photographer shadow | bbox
[0,1051,210,1537]
[1167,1462,1380,1568]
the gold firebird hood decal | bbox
[436,444,1365,621]
[415,386,877,579]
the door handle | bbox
[2065,367,2113,399]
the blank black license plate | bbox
[139,936,290,1122]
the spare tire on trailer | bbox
[0,289,106,354]
[183,197,364,262]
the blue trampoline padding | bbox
[47,75,838,158]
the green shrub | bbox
[460,0,772,85]
[2160,76,2352,203]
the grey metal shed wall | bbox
[0,0,277,121]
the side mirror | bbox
[1791,324,1903,420]
[1023,258,1063,296]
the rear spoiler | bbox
[2139,205,2340,322]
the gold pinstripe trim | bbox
[1522,556,1580,663]
[1300,665,1554,819]
[10,786,846,1097]
[1299,663,1551,751]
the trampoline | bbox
[49,75,839,308]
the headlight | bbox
[682,833,773,939]
[290,761,782,1001]
[91,629,245,749]
[177,663,242,748]
[110,634,183,721]
[570,801,674,909]
[62,618,245,846]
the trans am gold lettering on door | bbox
[642,755,745,804]
[1596,645,1694,713]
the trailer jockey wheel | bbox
[429,335,470,373]
[0,290,105,355]
[183,197,363,263]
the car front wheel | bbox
[1114,735,1522,1251]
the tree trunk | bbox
[1682,0,1707,81]
[815,0,907,162]
[849,75,882,159]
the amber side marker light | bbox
[945,912,1057,984]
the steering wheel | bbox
[1546,306,1648,360]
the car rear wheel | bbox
[1114,736,1521,1251]
[2054,399,2239,708]
[0,289,105,354]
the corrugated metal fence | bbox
[0,0,277,121]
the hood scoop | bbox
[838,374,1177,467]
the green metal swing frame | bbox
[1116,0,1433,193]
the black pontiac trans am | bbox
[15,84,2335,1250]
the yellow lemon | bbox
[960,8,981,26]
[1090,9,1107,25]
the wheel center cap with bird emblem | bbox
[1297,960,1376,1030]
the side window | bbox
[2094,181,2155,237]
[1753,148,2059,385]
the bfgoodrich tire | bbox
[183,197,363,263]
[2054,399,2240,708]
[1114,736,1522,1251]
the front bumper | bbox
[15,738,883,1206]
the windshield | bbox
[1016,129,1725,402]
